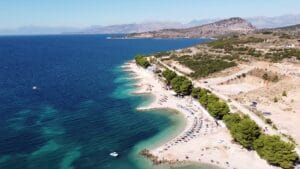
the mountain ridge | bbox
[1,14,300,35]
[128,17,256,38]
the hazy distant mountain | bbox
[1,14,300,35]
[128,17,256,38]
[80,14,300,35]
[189,14,300,29]
[0,26,81,35]
[0,23,186,35]
[187,18,222,27]
[247,14,300,29]
[81,22,186,34]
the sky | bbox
[0,0,300,29]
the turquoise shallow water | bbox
[0,34,218,169]
[117,68,221,169]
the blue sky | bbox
[0,0,300,28]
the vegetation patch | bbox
[153,51,171,58]
[265,48,300,62]
[254,135,298,169]
[162,69,192,96]
[207,36,264,51]
[223,114,261,149]
[170,76,192,96]
[192,87,229,120]
[162,69,177,84]
[135,55,150,68]
[176,54,237,78]
[249,68,280,82]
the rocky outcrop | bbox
[140,149,185,166]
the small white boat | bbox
[109,152,119,157]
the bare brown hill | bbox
[128,17,256,38]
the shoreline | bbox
[122,61,276,169]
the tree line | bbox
[162,69,192,96]
[136,59,298,169]
[192,86,298,169]
[192,87,229,120]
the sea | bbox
[0,34,218,169]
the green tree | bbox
[191,87,202,98]
[198,90,217,108]
[162,69,177,84]
[207,94,219,103]
[135,55,150,68]
[199,92,209,108]
[254,135,298,169]
[223,113,242,129]
[180,79,192,95]
[232,118,261,149]
[207,101,229,119]
[170,76,183,93]
[170,76,192,96]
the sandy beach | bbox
[122,61,277,169]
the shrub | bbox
[282,91,287,97]
[272,75,279,82]
[265,118,273,125]
[262,73,269,81]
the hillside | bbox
[268,24,300,36]
[128,17,256,38]
[189,14,300,29]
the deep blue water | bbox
[0,35,208,169]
